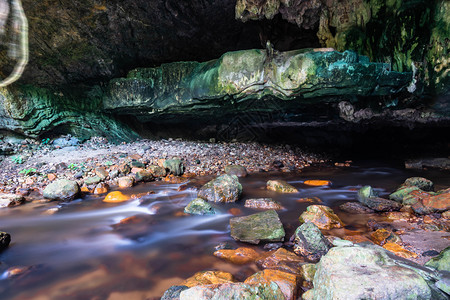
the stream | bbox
[1,160,449,299]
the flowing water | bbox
[0,160,449,299]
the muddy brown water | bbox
[0,161,449,299]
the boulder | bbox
[425,246,450,272]
[403,177,434,191]
[299,205,344,229]
[422,193,450,212]
[179,282,285,300]
[389,186,420,202]
[198,174,242,203]
[224,165,248,177]
[293,222,332,262]
[184,198,215,215]
[256,248,304,275]
[306,245,438,300]
[267,180,298,193]
[43,179,80,201]
[230,210,285,244]
[244,269,300,300]
[0,231,11,251]
[214,247,260,265]
[0,193,25,208]
[163,158,185,176]
[244,198,284,210]
[339,202,374,214]
[181,271,236,288]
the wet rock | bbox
[181,271,236,287]
[422,193,450,212]
[343,235,373,244]
[133,170,153,182]
[230,210,285,244]
[179,282,285,300]
[339,202,374,214]
[103,191,130,203]
[425,246,449,272]
[244,198,284,210]
[306,245,438,300]
[94,167,109,180]
[148,165,166,177]
[402,189,432,206]
[385,211,413,221]
[405,158,450,170]
[358,186,402,212]
[118,176,135,188]
[389,186,420,203]
[293,222,332,262]
[369,229,402,246]
[357,185,377,202]
[43,179,80,201]
[84,176,102,186]
[303,180,331,186]
[163,158,185,176]
[244,269,300,300]
[184,198,215,215]
[213,247,260,265]
[299,205,344,230]
[0,193,25,208]
[266,180,298,193]
[198,174,242,203]
[224,165,248,177]
[161,285,189,300]
[382,242,418,259]
[93,182,109,194]
[403,177,434,191]
[0,231,11,251]
[256,248,304,275]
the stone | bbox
[163,158,185,176]
[364,197,402,212]
[307,245,435,300]
[244,269,300,300]
[130,160,145,169]
[0,193,25,208]
[230,210,285,244]
[93,182,109,194]
[161,285,189,300]
[389,186,420,202]
[357,185,377,203]
[84,176,102,186]
[0,231,11,251]
[103,191,130,203]
[224,165,248,177]
[214,247,260,265]
[118,163,131,175]
[94,167,109,180]
[256,248,304,275]
[266,180,298,193]
[181,271,236,288]
[369,229,402,246]
[118,176,134,188]
[339,202,374,214]
[43,179,80,201]
[303,180,331,186]
[244,198,284,210]
[403,177,434,191]
[403,190,433,205]
[382,242,418,259]
[179,282,285,300]
[422,193,450,212]
[425,246,449,272]
[133,170,153,182]
[184,198,215,215]
[293,222,332,262]
[302,263,316,282]
[299,205,344,230]
[148,165,166,177]
[198,174,242,203]
[385,211,413,221]
[343,235,372,244]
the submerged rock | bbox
[230,210,285,244]
[184,198,215,215]
[299,205,343,229]
[0,193,25,208]
[181,271,236,288]
[267,180,298,193]
[214,247,260,265]
[0,231,11,251]
[244,198,284,210]
[292,222,332,262]
[198,174,242,203]
[43,179,80,201]
[224,165,248,177]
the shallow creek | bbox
[0,160,449,299]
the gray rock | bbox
[84,176,102,186]
[224,165,248,177]
[0,231,11,251]
[357,186,401,212]
[43,179,80,201]
[184,198,215,215]
[163,158,185,176]
[292,222,332,262]
[339,202,374,214]
[198,174,242,203]
[162,285,188,300]
[0,193,25,208]
[230,210,285,244]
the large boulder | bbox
[304,244,444,300]
[198,174,242,203]
[299,205,343,230]
[292,222,331,262]
[230,210,285,244]
[43,179,80,201]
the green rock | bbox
[230,210,285,244]
[403,177,434,191]
[184,198,215,215]
[133,170,153,182]
[224,165,248,177]
[425,247,450,272]
[163,158,185,176]
[293,222,331,262]
[180,282,285,300]
[162,285,188,300]
[130,160,145,168]
[389,186,420,202]
[357,185,376,203]
[301,263,317,282]
[266,180,298,193]
[148,165,167,177]
[43,179,80,201]
[0,231,11,251]
[84,176,102,186]
[198,174,242,203]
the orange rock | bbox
[382,242,418,259]
[116,216,144,225]
[296,197,322,203]
[385,211,413,221]
[343,235,373,244]
[181,271,236,288]
[80,185,91,193]
[47,173,57,181]
[103,191,130,203]
[303,180,331,186]
[244,269,301,300]
[299,205,344,230]
[214,247,260,265]
[164,174,188,184]
[256,248,304,275]
[228,208,242,216]
[422,193,450,211]
[369,229,402,246]
[93,182,109,194]
[174,211,189,217]
[423,215,434,224]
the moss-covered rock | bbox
[184,198,215,215]
[198,174,242,203]
[425,246,450,272]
